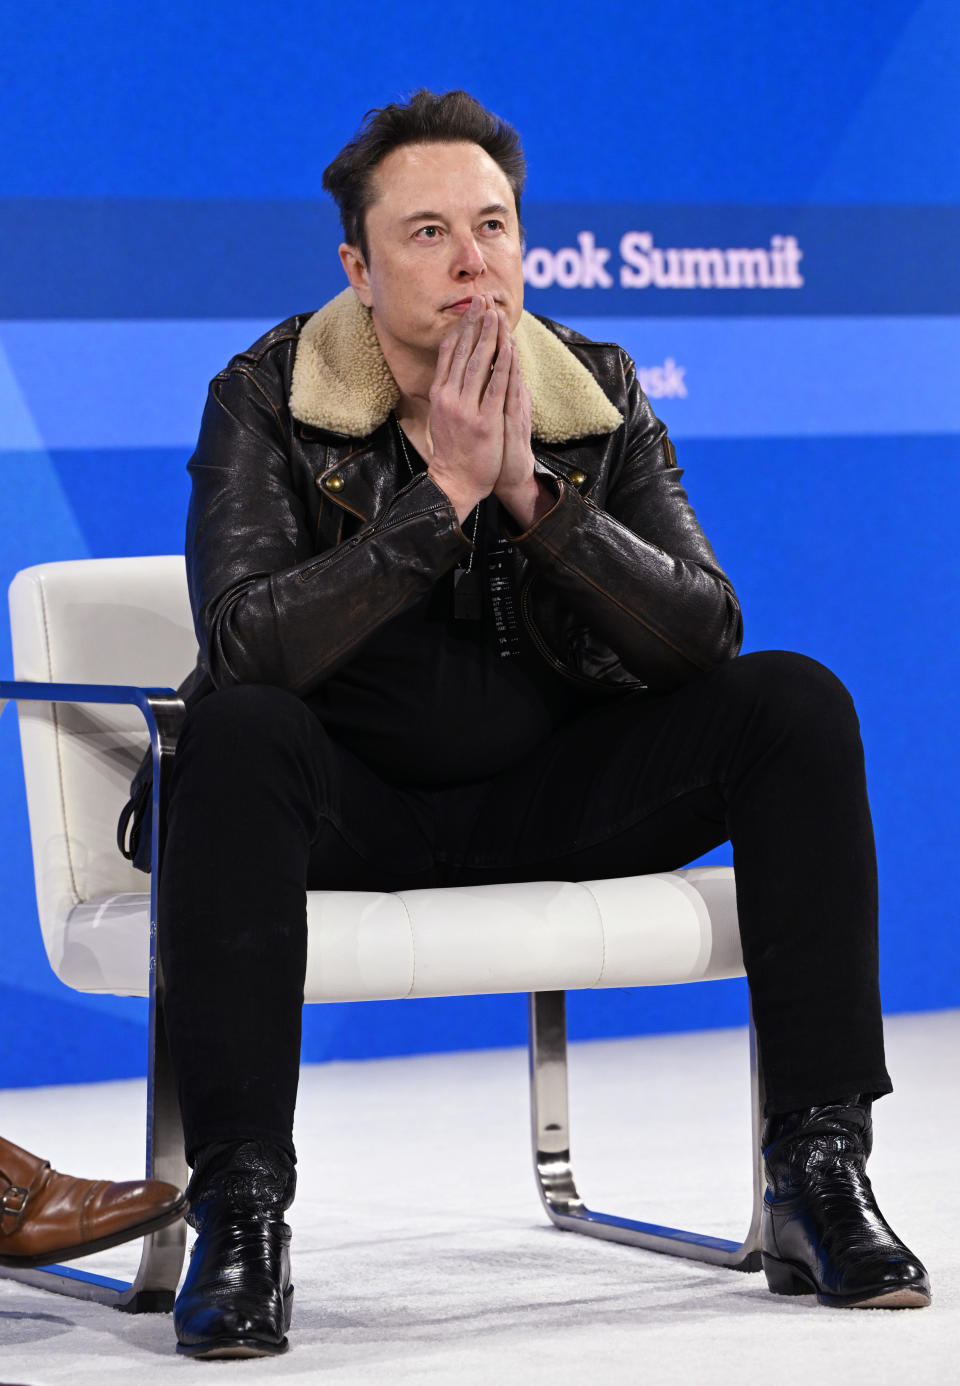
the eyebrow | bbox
[401,203,510,224]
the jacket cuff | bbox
[503,470,565,541]
[382,472,475,557]
[392,469,458,519]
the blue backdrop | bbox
[1,0,957,1086]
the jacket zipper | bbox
[516,454,613,690]
[298,505,463,581]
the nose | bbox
[451,231,486,281]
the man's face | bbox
[340,140,525,363]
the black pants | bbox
[158,650,892,1163]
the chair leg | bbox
[527,990,763,1271]
[118,960,189,1313]
[0,944,189,1311]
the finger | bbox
[445,296,485,394]
[495,333,512,405]
[479,311,509,404]
[432,327,461,391]
[434,295,483,390]
[506,336,521,407]
[510,335,532,417]
[521,368,532,418]
[482,321,512,412]
[460,307,500,402]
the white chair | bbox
[0,557,763,1313]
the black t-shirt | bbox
[305,439,595,787]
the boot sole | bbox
[177,1336,289,1359]
[0,1195,189,1269]
[763,1253,931,1309]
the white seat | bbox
[0,557,762,1313]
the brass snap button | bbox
[325,474,345,491]
[569,470,587,487]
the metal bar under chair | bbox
[0,680,189,1311]
[528,989,764,1271]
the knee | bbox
[721,651,861,736]
[177,683,316,769]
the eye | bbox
[414,224,443,241]
[481,219,505,233]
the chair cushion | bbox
[58,867,742,1000]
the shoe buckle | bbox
[0,1184,30,1223]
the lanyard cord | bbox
[392,412,481,572]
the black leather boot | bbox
[174,1140,297,1358]
[761,1096,930,1309]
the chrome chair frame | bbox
[0,679,188,1312]
[1,678,763,1313]
[529,990,763,1271]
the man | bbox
[126,90,929,1358]
[0,1134,185,1266]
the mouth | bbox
[442,296,501,312]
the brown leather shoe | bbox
[0,1134,187,1268]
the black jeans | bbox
[158,650,892,1162]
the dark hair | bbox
[322,89,526,265]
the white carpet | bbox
[0,1010,956,1385]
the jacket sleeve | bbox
[513,353,742,691]
[186,366,472,694]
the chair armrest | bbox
[0,679,185,901]
[0,678,183,721]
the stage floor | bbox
[1,1010,956,1384]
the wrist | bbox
[428,468,487,526]
[496,475,550,530]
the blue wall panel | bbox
[1,0,957,1086]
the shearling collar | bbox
[289,288,623,444]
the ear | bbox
[338,243,373,307]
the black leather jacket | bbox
[120,304,742,870]
[187,313,740,694]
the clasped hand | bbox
[426,294,542,529]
